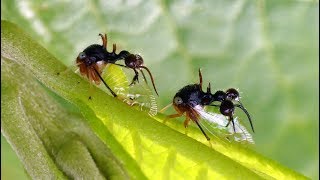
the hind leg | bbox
[164,113,183,124]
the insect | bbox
[163,69,254,142]
[76,33,159,97]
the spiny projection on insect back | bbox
[163,69,254,143]
[76,33,159,97]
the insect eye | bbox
[174,96,183,105]
[226,88,239,100]
[78,52,87,60]
[135,54,143,63]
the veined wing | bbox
[193,105,254,144]
[102,64,157,116]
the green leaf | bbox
[1,20,309,179]
[1,22,139,179]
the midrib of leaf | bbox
[1,20,309,179]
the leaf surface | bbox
[1,20,309,179]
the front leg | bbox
[164,113,183,124]
[225,116,236,133]
[129,68,139,86]
[184,116,191,128]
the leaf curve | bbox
[1,20,310,179]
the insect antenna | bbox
[160,103,172,113]
[234,103,254,133]
[93,67,117,97]
[138,66,159,96]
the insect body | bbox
[76,34,121,97]
[166,69,254,142]
[76,34,159,97]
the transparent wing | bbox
[193,105,254,144]
[227,117,254,144]
[102,64,158,116]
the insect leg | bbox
[164,113,182,124]
[186,109,210,141]
[225,120,230,127]
[109,63,159,96]
[111,63,129,68]
[93,67,117,97]
[194,120,210,141]
[224,116,236,133]
[168,113,183,118]
[129,68,139,86]
[227,115,236,133]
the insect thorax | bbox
[175,84,205,108]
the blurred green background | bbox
[1,0,318,179]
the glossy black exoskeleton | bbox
[167,69,254,141]
[211,88,254,133]
[76,34,123,97]
[76,34,159,97]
